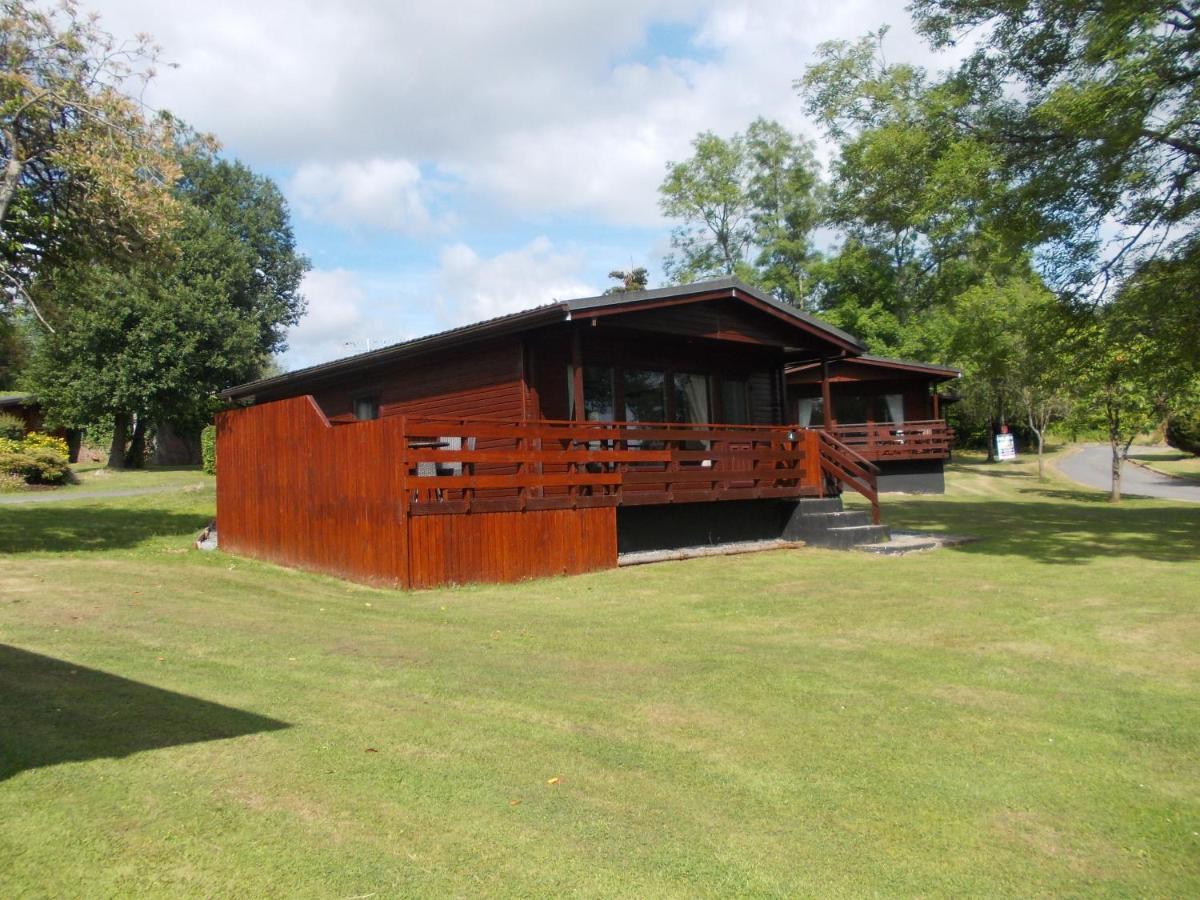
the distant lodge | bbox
[216,278,959,589]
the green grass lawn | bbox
[1,451,1197,897]
[1128,450,1200,484]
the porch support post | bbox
[821,359,835,429]
[932,385,941,420]
[571,326,585,421]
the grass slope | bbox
[0,451,1197,897]
[1128,450,1200,485]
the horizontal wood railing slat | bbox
[399,417,818,515]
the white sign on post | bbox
[995,432,1017,461]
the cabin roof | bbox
[221,277,867,401]
[787,354,960,382]
[0,392,34,408]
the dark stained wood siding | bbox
[216,396,620,588]
[301,337,526,422]
[616,297,805,346]
[216,396,411,586]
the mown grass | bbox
[0,450,1197,897]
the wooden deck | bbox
[216,396,872,589]
[827,420,953,462]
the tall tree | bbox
[744,119,823,307]
[799,30,1032,330]
[660,130,754,283]
[911,0,1200,294]
[30,152,308,466]
[1,0,182,333]
[659,119,824,306]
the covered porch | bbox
[788,355,959,463]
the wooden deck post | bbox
[932,386,941,420]
[570,327,585,422]
[821,359,835,428]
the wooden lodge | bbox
[787,355,960,493]
[215,278,947,588]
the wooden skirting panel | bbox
[407,507,617,589]
[217,396,410,587]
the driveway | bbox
[1056,444,1200,503]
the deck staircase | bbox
[783,496,890,549]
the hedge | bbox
[201,424,216,475]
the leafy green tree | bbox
[799,30,1032,329]
[924,273,1071,473]
[911,0,1200,293]
[660,130,755,284]
[744,119,823,306]
[659,119,823,306]
[30,152,308,467]
[603,267,649,295]
[1064,286,1198,501]
[1,0,183,331]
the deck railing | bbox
[815,430,881,524]
[827,419,953,461]
[391,417,822,515]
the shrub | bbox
[1166,408,1200,456]
[0,430,72,485]
[0,411,24,441]
[201,424,216,475]
[0,471,26,493]
[21,432,69,456]
[0,447,71,484]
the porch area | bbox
[826,420,954,462]
[215,396,880,588]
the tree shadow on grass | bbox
[0,645,289,781]
[886,485,1200,565]
[0,506,209,553]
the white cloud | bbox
[284,268,377,368]
[436,237,597,326]
[288,158,443,234]
[97,1,968,229]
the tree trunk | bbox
[0,130,24,226]
[108,412,131,469]
[1036,431,1045,481]
[1110,442,1122,503]
[124,416,147,469]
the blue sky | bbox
[96,0,959,369]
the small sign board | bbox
[995,432,1017,461]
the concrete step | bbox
[803,524,891,549]
[789,509,873,532]
[793,496,844,515]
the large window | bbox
[673,373,711,424]
[797,397,824,427]
[720,377,751,424]
[879,393,905,424]
[583,365,615,421]
[353,395,380,420]
[836,394,871,424]
[623,369,666,423]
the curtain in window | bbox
[797,398,817,427]
[883,393,904,425]
[720,378,751,424]
[675,373,710,424]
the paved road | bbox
[0,483,207,506]
[1056,444,1200,503]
